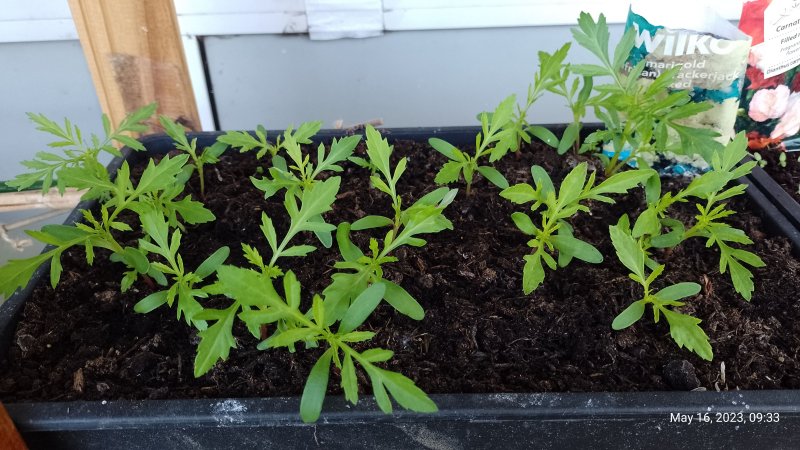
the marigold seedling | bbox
[627,133,765,300]
[609,218,711,360]
[221,121,359,248]
[543,45,593,154]
[501,163,654,293]
[207,267,437,423]
[569,13,722,175]
[8,103,157,193]
[326,125,457,322]
[158,115,227,197]
[133,209,229,328]
[217,121,322,160]
[430,96,514,195]
[0,105,215,298]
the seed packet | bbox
[622,1,752,174]
[737,0,800,152]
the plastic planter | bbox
[2,127,799,449]
[746,165,800,255]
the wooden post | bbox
[67,0,200,132]
[0,403,26,449]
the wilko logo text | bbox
[633,23,739,56]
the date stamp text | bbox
[670,412,781,424]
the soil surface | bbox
[2,137,800,403]
[759,150,800,203]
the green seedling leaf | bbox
[412,187,450,208]
[239,309,285,334]
[311,294,325,328]
[551,234,602,264]
[527,125,559,148]
[557,122,580,155]
[202,141,228,161]
[120,271,136,293]
[632,208,659,238]
[511,212,537,235]
[148,266,168,286]
[364,125,393,178]
[284,270,302,310]
[609,224,646,282]
[136,154,190,195]
[300,348,333,423]
[195,247,230,280]
[679,171,732,200]
[522,253,545,294]
[194,304,238,377]
[115,135,145,152]
[382,280,425,320]
[727,256,758,301]
[260,213,278,253]
[336,223,365,262]
[291,121,322,144]
[591,169,655,198]
[218,130,268,154]
[558,163,587,205]
[261,327,317,349]
[342,353,359,404]
[612,300,646,330]
[361,348,394,363]
[428,138,461,160]
[476,166,509,189]
[115,247,150,274]
[0,230,92,297]
[294,177,341,228]
[570,63,608,77]
[500,183,538,204]
[388,205,453,253]
[215,265,281,308]
[134,290,169,314]
[313,135,361,177]
[368,369,392,413]
[435,161,463,185]
[645,174,662,205]
[494,94,517,128]
[159,115,191,150]
[352,215,394,231]
[530,166,555,197]
[381,370,438,413]
[662,309,713,361]
[49,254,63,288]
[340,331,376,343]
[309,215,335,248]
[281,245,317,257]
[140,210,170,250]
[241,244,266,272]
[650,220,685,248]
[339,283,387,334]
[655,282,701,302]
[612,27,637,70]
[172,197,216,224]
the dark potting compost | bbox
[1,137,799,404]
[759,151,800,204]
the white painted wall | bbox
[0,1,742,43]
[0,40,103,183]
[0,0,743,181]
[205,24,625,130]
